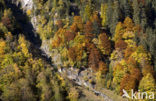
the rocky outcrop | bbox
[10,0,38,30]
[40,40,52,57]
[20,0,33,10]
[59,67,95,88]
[10,0,33,11]
[59,67,113,101]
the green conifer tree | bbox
[132,0,141,25]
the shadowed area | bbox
[5,0,53,65]
[5,0,41,47]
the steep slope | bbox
[2,0,155,101]
[2,1,127,101]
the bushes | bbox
[68,87,79,101]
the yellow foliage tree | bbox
[18,35,30,57]
[130,46,151,66]
[98,61,108,75]
[96,61,108,87]
[26,9,32,16]
[122,31,135,40]
[113,63,127,93]
[101,4,107,27]
[73,16,83,31]
[0,40,6,55]
[113,22,124,42]
[123,17,134,31]
[139,73,156,94]
[68,87,79,101]
[0,23,8,37]
[125,39,136,48]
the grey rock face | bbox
[58,67,113,101]
[20,0,33,10]
[10,0,33,11]
[10,0,38,30]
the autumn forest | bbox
[0,0,156,101]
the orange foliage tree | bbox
[91,12,101,25]
[56,20,63,28]
[68,47,77,62]
[123,17,134,31]
[115,40,127,50]
[124,47,136,59]
[73,16,83,31]
[98,61,108,75]
[142,64,154,76]
[84,20,93,34]
[88,46,101,71]
[120,59,141,95]
[52,36,62,48]
[98,33,111,55]
[70,23,78,33]
[120,74,137,95]
[64,30,75,42]
[130,67,141,81]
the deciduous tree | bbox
[115,40,127,50]
[139,73,156,93]
[88,47,101,71]
[98,33,111,55]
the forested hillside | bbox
[0,0,156,101]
